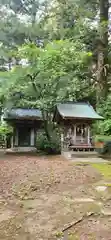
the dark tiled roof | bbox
[4,108,42,120]
[57,102,103,120]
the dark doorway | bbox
[18,126,31,146]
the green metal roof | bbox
[57,102,103,120]
[3,108,42,120]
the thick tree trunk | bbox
[96,0,109,103]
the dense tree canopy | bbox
[1,41,93,109]
[0,0,111,136]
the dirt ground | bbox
[0,154,111,240]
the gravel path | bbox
[0,155,111,240]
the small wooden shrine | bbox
[4,108,43,152]
[54,102,103,152]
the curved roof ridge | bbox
[57,102,103,120]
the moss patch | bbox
[104,183,111,187]
[92,163,111,179]
[68,233,79,240]
[68,232,96,240]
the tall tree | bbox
[0,0,110,104]
[0,0,49,69]
[0,0,49,25]
[96,0,109,102]
[0,40,93,137]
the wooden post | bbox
[15,128,18,146]
[81,125,84,143]
[74,124,76,144]
[11,136,13,148]
[87,126,90,145]
[30,128,35,146]
[61,132,64,152]
[34,128,36,147]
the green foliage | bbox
[36,130,61,154]
[97,119,111,135]
[95,96,111,135]
[95,135,111,142]
[0,0,46,19]
[2,40,93,110]
[0,0,110,152]
[102,141,111,155]
[0,122,13,136]
[95,135,111,156]
[55,231,63,238]
[0,122,13,146]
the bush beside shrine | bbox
[95,135,111,156]
[0,123,13,148]
[36,130,61,155]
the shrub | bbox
[96,141,111,155]
[36,130,61,154]
[95,135,111,155]
[0,122,13,136]
[95,96,111,136]
[102,141,111,155]
[0,122,13,147]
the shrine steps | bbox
[71,151,98,158]
[62,150,98,159]
[69,145,95,151]
[6,147,37,154]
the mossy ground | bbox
[92,163,111,179]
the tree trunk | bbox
[8,57,12,70]
[41,110,51,141]
[96,0,109,103]
[32,2,37,26]
[32,12,36,26]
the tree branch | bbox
[62,212,95,233]
[27,72,39,92]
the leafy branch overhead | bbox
[1,40,93,110]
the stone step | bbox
[62,151,98,159]
[71,151,98,158]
